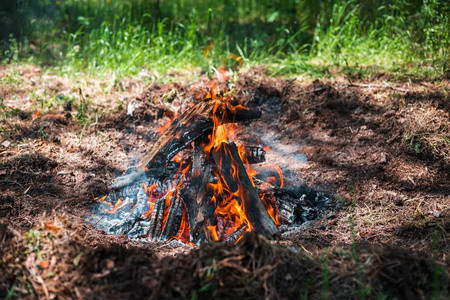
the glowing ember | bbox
[106,199,123,214]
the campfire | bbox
[89,86,333,245]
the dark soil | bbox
[1,67,449,299]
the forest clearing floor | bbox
[1,65,449,299]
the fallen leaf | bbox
[32,110,43,119]
[44,221,62,232]
[40,260,50,269]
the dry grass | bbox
[403,102,450,162]
[0,215,88,299]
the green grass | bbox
[1,0,449,79]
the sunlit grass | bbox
[1,0,449,80]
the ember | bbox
[88,87,333,245]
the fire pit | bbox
[87,88,334,245]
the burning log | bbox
[211,142,279,239]
[136,98,261,171]
[160,193,182,239]
[182,140,216,243]
[147,186,189,241]
[147,194,166,241]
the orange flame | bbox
[141,183,158,218]
[208,225,220,241]
[106,199,123,213]
[161,162,191,233]
[171,201,190,243]
[200,93,283,241]
[98,90,282,244]
[261,193,280,225]
[202,110,257,239]
[266,164,284,188]
[94,195,113,207]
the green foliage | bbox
[1,0,449,78]
[320,251,330,300]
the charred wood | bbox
[109,162,185,190]
[225,224,247,244]
[147,194,165,241]
[137,99,261,170]
[161,194,181,239]
[183,140,216,244]
[258,186,333,226]
[106,186,149,235]
[212,142,279,239]
[243,146,266,164]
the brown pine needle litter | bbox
[1,215,448,299]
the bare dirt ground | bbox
[1,65,449,299]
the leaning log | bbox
[211,142,279,239]
[136,98,261,171]
[182,139,216,243]
[147,194,166,241]
[160,194,181,239]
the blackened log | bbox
[191,167,215,243]
[212,142,279,239]
[243,146,266,164]
[225,104,262,123]
[161,194,181,239]
[191,139,204,178]
[109,162,184,190]
[147,194,165,241]
[225,224,247,244]
[137,99,261,171]
[182,140,216,243]
[130,188,150,220]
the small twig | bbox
[297,87,326,95]
[347,81,409,93]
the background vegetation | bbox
[1,0,449,78]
